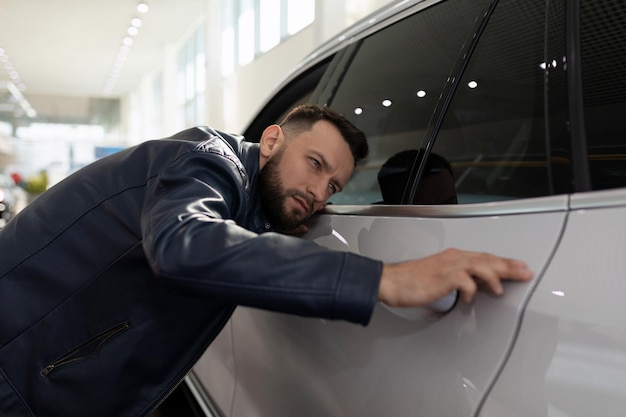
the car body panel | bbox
[192,322,236,417]
[222,196,568,416]
[481,189,626,417]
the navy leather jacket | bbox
[0,127,382,417]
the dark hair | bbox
[279,104,368,165]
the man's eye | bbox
[328,183,337,194]
[311,158,321,169]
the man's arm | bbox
[378,248,534,307]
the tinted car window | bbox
[430,0,570,204]
[323,0,491,205]
[580,0,626,191]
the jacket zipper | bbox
[40,321,130,377]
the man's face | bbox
[259,120,355,233]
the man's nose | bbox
[308,180,328,203]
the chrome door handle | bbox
[381,291,458,320]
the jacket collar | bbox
[236,140,275,234]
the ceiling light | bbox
[416,90,426,98]
[0,48,28,94]
[354,107,363,115]
[467,81,478,89]
[382,99,392,107]
[4,80,37,118]
[137,2,149,13]
[103,4,148,96]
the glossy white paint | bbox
[481,198,626,417]
[222,198,568,417]
[192,321,236,416]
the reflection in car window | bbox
[432,0,570,204]
[323,0,491,205]
[377,149,458,205]
[580,0,626,191]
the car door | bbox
[480,0,626,415]
[201,0,572,416]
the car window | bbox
[580,0,626,191]
[323,0,492,205]
[430,0,570,204]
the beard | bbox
[258,150,314,233]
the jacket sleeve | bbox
[141,145,382,326]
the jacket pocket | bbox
[40,321,130,377]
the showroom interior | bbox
[4,1,626,416]
[0,0,393,208]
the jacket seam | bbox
[0,366,35,416]
[0,144,243,279]
[0,183,150,279]
[160,275,337,296]
[0,242,142,350]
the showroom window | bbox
[325,0,491,205]
[176,25,206,129]
[221,0,315,75]
[580,0,626,191]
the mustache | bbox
[290,190,314,215]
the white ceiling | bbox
[0,0,205,99]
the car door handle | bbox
[428,290,459,313]
[381,290,459,320]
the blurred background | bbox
[0,0,394,222]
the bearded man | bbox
[0,104,532,416]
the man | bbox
[0,104,532,416]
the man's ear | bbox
[259,124,282,166]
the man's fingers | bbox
[456,274,478,303]
[463,253,534,300]
[379,249,535,308]
[506,259,534,281]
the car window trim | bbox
[404,0,499,204]
[316,42,363,106]
[565,0,591,192]
[323,194,568,218]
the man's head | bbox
[258,104,368,233]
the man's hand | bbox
[378,248,534,307]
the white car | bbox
[176,0,626,416]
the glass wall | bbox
[221,0,315,76]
